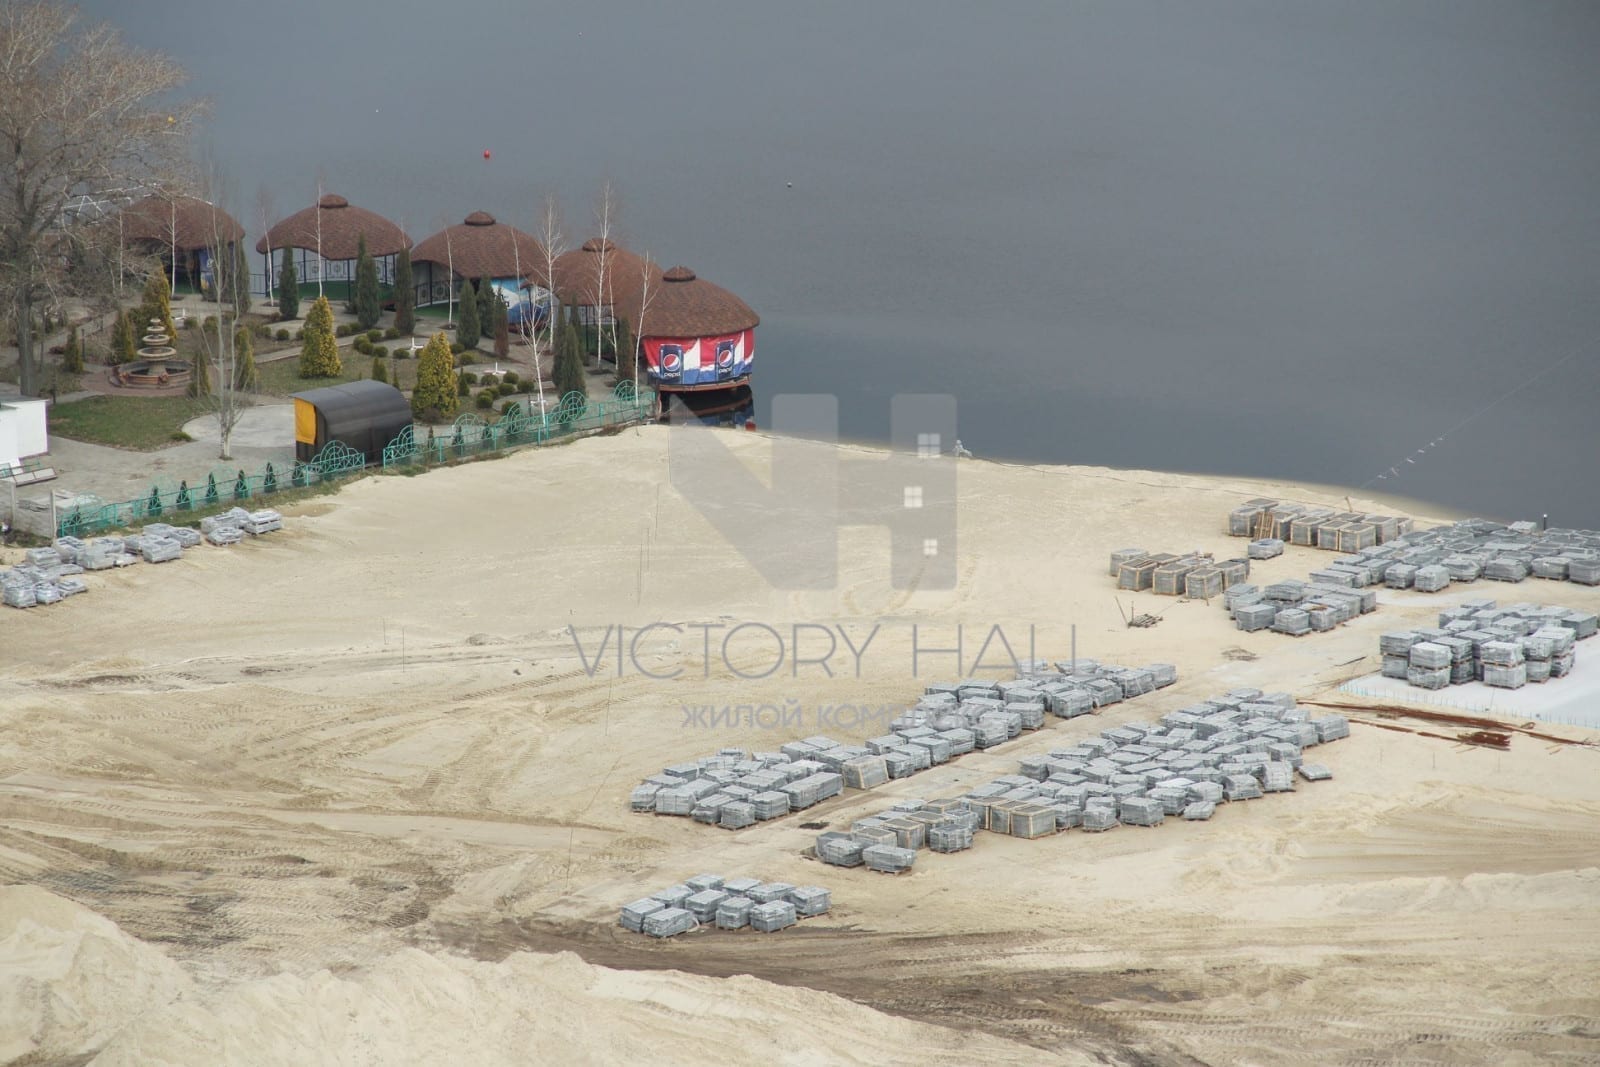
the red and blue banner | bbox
[642,328,754,387]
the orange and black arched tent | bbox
[290,380,412,463]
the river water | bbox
[86,0,1600,524]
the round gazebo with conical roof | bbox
[120,194,245,293]
[255,194,409,304]
[410,211,548,325]
[551,237,664,348]
[637,265,758,393]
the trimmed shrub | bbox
[410,333,458,419]
[457,373,470,397]
[354,234,381,329]
[455,279,479,349]
[353,335,372,355]
[277,251,299,319]
[502,370,519,385]
[297,296,342,378]
[516,379,533,394]
[479,373,498,387]
[497,382,515,397]
[370,355,387,383]
[384,326,400,340]
[366,329,383,343]
[459,371,478,385]
[393,247,414,335]
[475,388,494,409]
[275,327,290,341]
[373,344,387,358]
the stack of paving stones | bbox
[619,874,831,937]
[2,545,89,608]
[633,659,1179,826]
[1225,577,1378,636]
[4,511,290,610]
[1111,549,1251,599]
[1311,517,1600,595]
[1380,600,1591,691]
[816,689,1344,853]
[1228,499,1412,552]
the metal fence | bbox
[53,383,657,539]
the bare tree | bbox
[194,170,252,460]
[591,180,618,368]
[256,184,277,305]
[631,249,659,398]
[313,176,325,299]
[0,2,198,396]
[534,193,567,418]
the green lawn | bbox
[48,394,207,451]
[256,352,418,397]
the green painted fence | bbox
[56,384,656,538]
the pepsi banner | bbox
[642,329,754,387]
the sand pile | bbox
[0,884,192,1064]
[90,946,1062,1067]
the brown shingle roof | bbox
[640,266,759,338]
[121,195,245,251]
[550,238,664,326]
[411,212,548,285]
[254,194,409,259]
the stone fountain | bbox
[114,316,192,388]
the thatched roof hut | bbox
[550,238,663,325]
[643,266,760,338]
[411,212,548,286]
[121,195,245,250]
[255,194,409,259]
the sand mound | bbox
[0,885,192,1065]
[90,947,1058,1067]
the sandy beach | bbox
[3,426,1598,1065]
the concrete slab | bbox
[1339,644,1600,729]
[182,404,296,449]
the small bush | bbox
[169,430,193,442]
[475,389,494,409]
[500,398,521,414]
[502,371,519,385]
[457,374,470,397]
[335,323,352,337]
[254,322,272,338]
[353,336,372,355]
[294,329,305,341]
[366,329,382,343]
[275,327,290,341]
[497,382,515,397]
[384,326,401,340]
[184,317,197,330]
[460,371,478,385]
[450,342,464,355]
[479,373,498,387]
[203,314,218,330]
[516,380,533,394]
[373,344,388,358]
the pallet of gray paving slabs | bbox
[1248,537,1286,560]
[1182,801,1216,821]
[747,900,798,933]
[1484,557,1530,582]
[1385,563,1417,589]
[242,509,283,535]
[1569,559,1600,585]
[1408,642,1452,670]
[860,844,916,873]
[620,898,665,932]
[1118,796,1164,827]
[1310,715,1349,742]
[1110,547,1149,577]
[1080,806,1118,832]
[788,886,831,917]
[719,802,756,829]
[1484,664,1527,688]
[1271,608,1311,636]
[1262,762,1295,793]
[1223,774,1263,800]
[642,907,697,938]
[816,832,865,867]
[55,576,87,597]
[714,896,755,930]
[1233,602,1276,633]
[684,889,730,923]
[927,822,975,852]
[1531,557,1571,580]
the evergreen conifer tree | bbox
[297,295,341,378]
[492,290,509,359]
[277,250,299,319]
[476,272,494,328]
[234,325,258,390]
[62,324,83,373]
[354,234,381,329]
[554,319,586,403]
[456,278,479,349]
[370,355,387,383]
[393,247,415,334]
[411,332,458,419]
[111,310,137,365]
[140,267,177,340]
